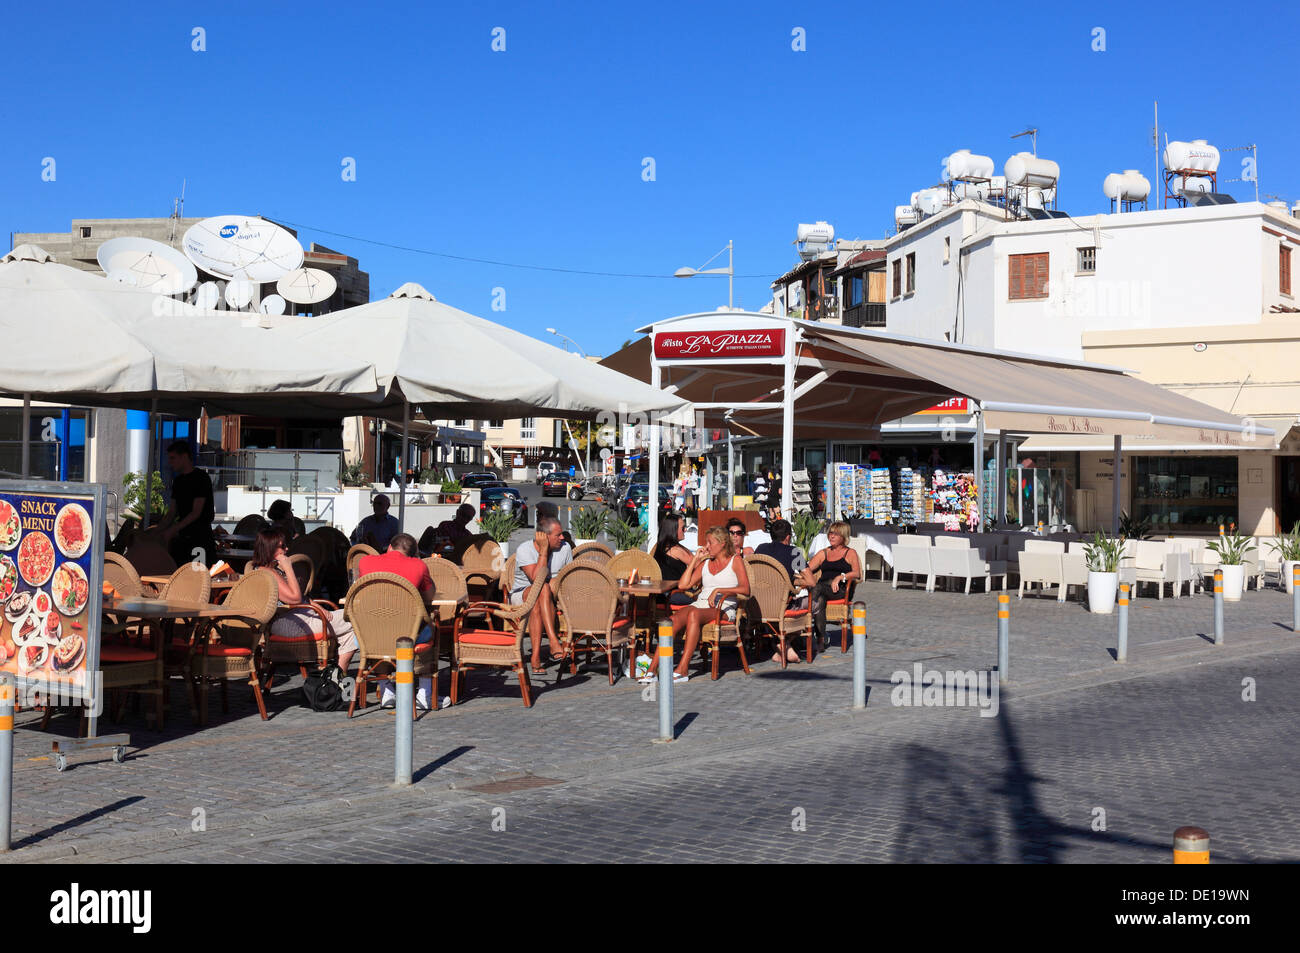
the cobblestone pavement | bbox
[4,579,1298,862]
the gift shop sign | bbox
[654,329,785,359]
[916,397,969,415]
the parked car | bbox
[617,484,673,523]
[479,486,528,524]
[535,461,558,484]
[541,474,580,498]
[460,471,501,488]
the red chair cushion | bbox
[193,644,253,658]
[826,598,848,606]
[784,608,811,618]
[414,642,434,654]
[268,631,327,644]
[612,617,631,629]
[100,645,157,663]
[457,630,515,647]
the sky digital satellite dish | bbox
[225,278,256,309]
[259,294,287,315]
[193,281,222,310]
[96,236,198,296]
[277,267,337,304]
[104,268,139,286]
[182,215,304,281]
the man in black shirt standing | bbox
[160,440,216,568]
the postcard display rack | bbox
[897,467,930,525]
[790,469,813,514]
[0,480,124,770]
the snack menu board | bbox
[0,480,105,703]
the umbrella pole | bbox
[143,399,156,530]
[20,394,30,478]
[398,400,409,532]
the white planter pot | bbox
[1284,560,1299,594]
[1220,564,1246,601]
[1087,571,1119,614]
[497,539,512,559]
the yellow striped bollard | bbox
[851,602,867,710]
[1116,583,1130,662]
[394,637,413,785]
[1213,569,1224,646]
[1292,565,1299,632]
[997,593,1010,685]
[1173,826,1210,864]
[0,673,12,851]
[656,619,674,742]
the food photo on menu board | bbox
[0,491,96,688]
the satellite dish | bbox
[97,236,198,295]
[277,267,337,304]
[105,268,139,286]
[259,294,287,315]
[194,281,222,310]
[225,278,256,309]
[182,215,304,281]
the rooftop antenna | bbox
[1011,127,1038,156]
[1221,144,1260,202]
[168,179,186,245]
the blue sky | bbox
[3,0,1297,356]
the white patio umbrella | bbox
[271,282,695,525]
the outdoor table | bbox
[140,575,240,594]
[215,534,258,547]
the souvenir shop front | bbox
[600,312,1270,544]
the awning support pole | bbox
[648,362,662,548]
[781,333,795,518]
[399,400,409,532]
[143,398,157,530]
[727,430,735,510]
[974,412,985,528]
[995,433,1007,527]
[19,394,30,479]
[1112,434,1122,535]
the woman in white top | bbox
[644,525,750,683]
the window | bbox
[847,275,863,308]
[454,419,469,428]
[520,418,537,441]
[905,253,916,294]
[1009,252,1050,300]
[943,237,951,264]
[1132,456,1238,531]
[1077,246,1096,274]
[487,419,504,429]
[1282,245,1293,296]
[80,226,92,239]
[891,259,901,298]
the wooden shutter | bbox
[1282,246,1292,296]
[1009,253,1049,299]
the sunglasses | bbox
[729,530,744,536]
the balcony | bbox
[843,302,886,328]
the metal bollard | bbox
[1292,565,1299,633]
[0,673,12,852]
[393,637,413,786]
[851,601,867,710]
[1173,826,1210,864]
[656,620,674,743]
[1213,569,1224,646]
[1116,583,1130,663]
[997,593,1010,685]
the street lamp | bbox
[546,327,593,479]
[674,240,734,309]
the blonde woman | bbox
[644,525,750,684]
[797,521,861,650]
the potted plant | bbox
[1269,523,1300,594]
[570,506,609,547]
[1207,532,1253,601]
[439,478,462,504]
[606,518,649,553]
[418,467,441,492]
[479,509,522,558]
[121,471,168,523]
[340,460,370,488]
[791,511,823,562]
[1082,531,1124,614]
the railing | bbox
[844,302,886,328]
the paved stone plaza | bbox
[4,579,1298,863]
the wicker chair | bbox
[745,555,813,668]
[286,553,316,597]
[159,563,213,605]
[234,513,270,536]
[553,562,634,685]
[605,550,659,654]
[343,572,437,717]
[450,570,545,707]
[572,541,614,564]
[124,535,177,577]
[103,552,144,600]
[454,535,504,594]
[309,526,351,600]
[187,569,278,725]
[98,553,167,728]
[827,578,858,654]
[424,556,468,648]
[346,544,377,584]
[263,602,336,685]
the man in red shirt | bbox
[358,533,436,708]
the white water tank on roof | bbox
[1164,139,1220,173]
[1170,175,1213,194]
[1004,152,1060,188]
[944,149,996,181]
[953,181,989,200]
[988,175,1007,196]
[895,205,920,228]
[913,187,949,216]
[796,221,835,244]
[1103,169,1151,202]
[1268,200,1289,212]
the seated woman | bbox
[252,528,359,674]
[795,520,861,650]
[644,526,749,683]
[726,517,755,557]
[652,513,694,606]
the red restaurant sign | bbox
[916,397,969,415]
[653,329,785,359]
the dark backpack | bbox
[302,664,347,712]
